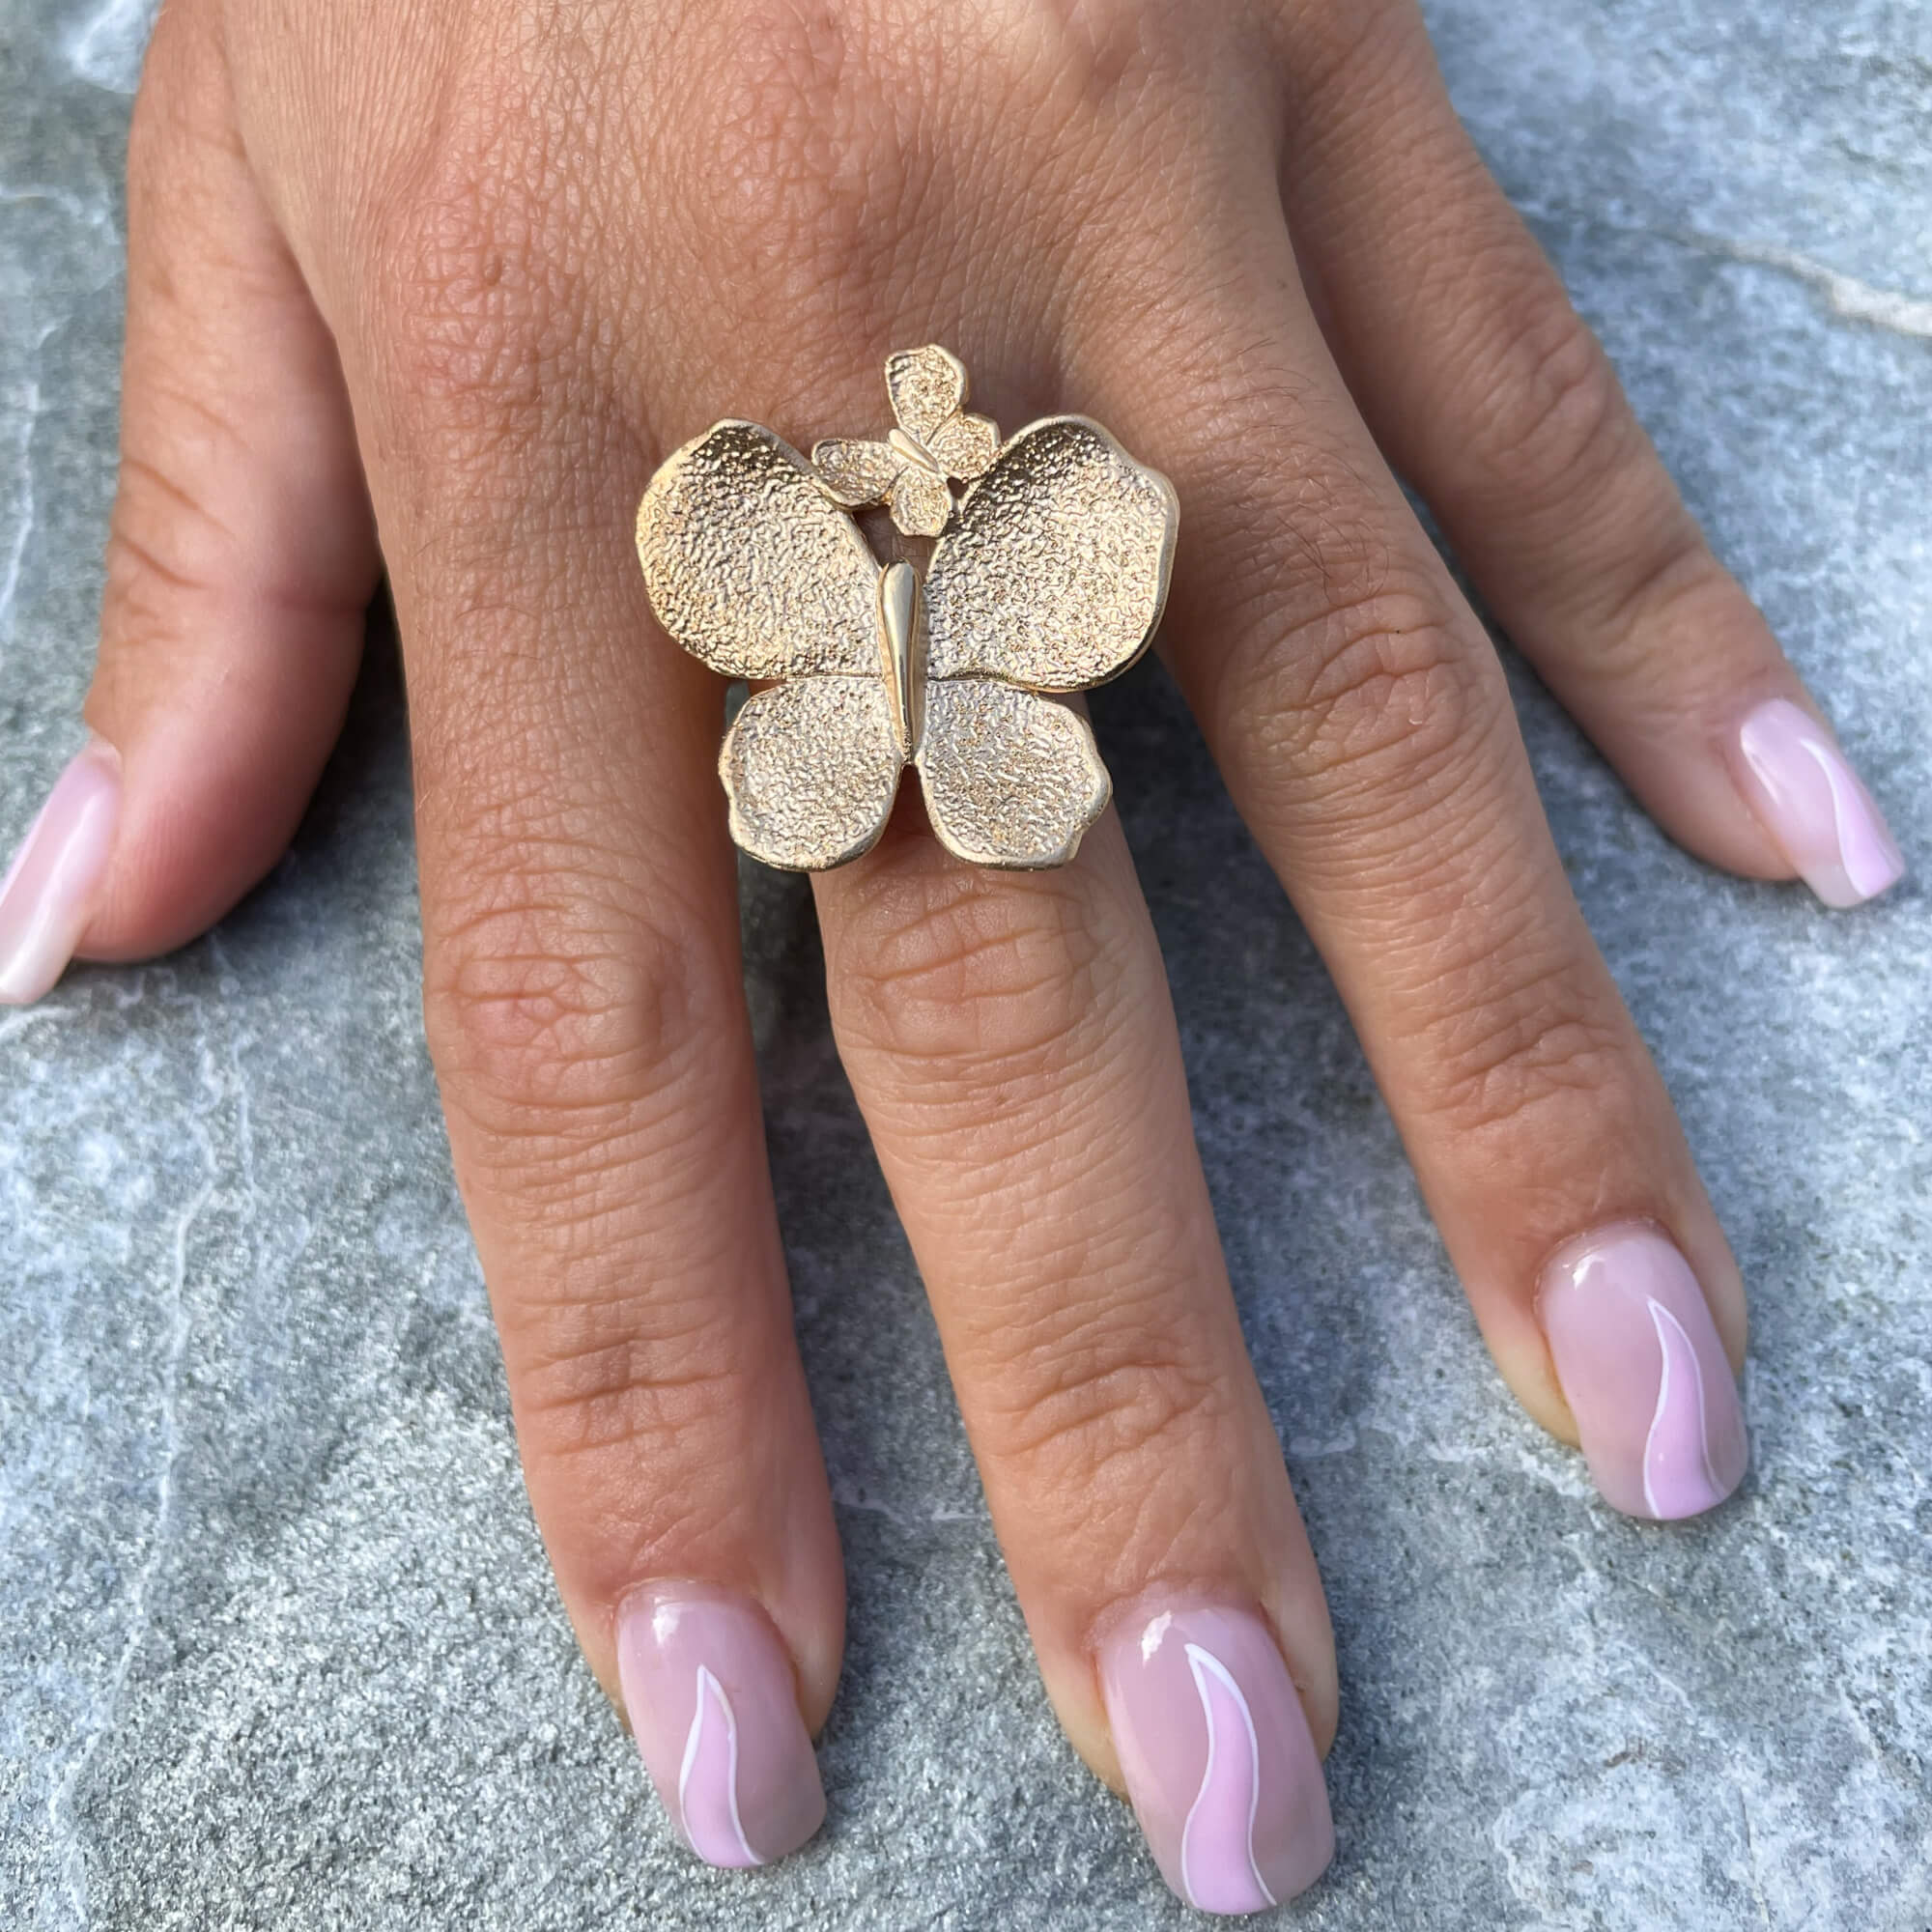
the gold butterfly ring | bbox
[635,344,1179,872]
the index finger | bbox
[351,265,844,1862]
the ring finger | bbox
[1070,173,1749,1521]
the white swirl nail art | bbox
[1797,735,1897,899]
[1180,1642,1276,1913]
[1642,1297,1721,1518]
[1735,699,1903,907]
[677,1664,762,1866]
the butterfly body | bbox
[886,426,944,478]
[636,348,1178,872]
[877,559,925,763]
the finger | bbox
[814,806,1337,1910]
[1268,1,1903,908]
[352,324,840,1860]
[406,526,839,1868]
[1073,207,1749,1522]
[0,2,383,1006]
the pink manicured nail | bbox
[0,737,121,1005]
[1538,1224,1747,1520]
[1098,1599,1333,1914]
[614,1584,824,1868]
[1731,698,1904,908]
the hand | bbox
[0,0,1904,1905]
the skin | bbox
[71,0,1836,1836]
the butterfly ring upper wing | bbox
[923,415,1178,691]
[636,418,882,680]
[887,344,1000,482]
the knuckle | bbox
[506,1278,761,1467]
[1180,399,1508,815]
[1272,0,1415,98]
[1410,938,1636,1140]
[670,5,914,332]
[423,859,726,1144]
[1458,251,1736,661]
[1233,557,1502,811]
[827,863,1122,1082]
[1461,269,1634,492]
[1591,538,1746,686]
[366,82,590,461]
[425,858,773,1483]
[984,1310,1232,1504]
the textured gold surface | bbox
[916,681,1111,869]
[811,438,902,505]
[888,345,971,440]
[925,416,1177,687]
[723,678,900,868]
[887,464,953,540]
[809,343,999,538]
[636,347,1179,872]
[636,420,878,677]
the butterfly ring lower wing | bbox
[915,680,1111,869]
[723,679,904,871]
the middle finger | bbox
[814,783,1338,1912]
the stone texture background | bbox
[3,2,1928,1926]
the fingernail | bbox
[1731,697,1904,908]
[0,736,122,1005]
[1538,1223,1748,1520]
[1098,1598,1334,1914]
[614,1584,825,1868]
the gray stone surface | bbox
[2,1,1928,1926]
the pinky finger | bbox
[1269,0,1905,909]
